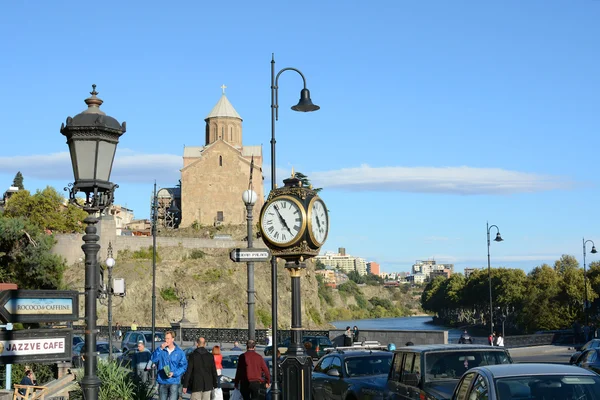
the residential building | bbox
[106,204,135,235]
[412,260,454,281]
[367,261,380,275]
[406,273,427,284]
[464,268,477,279]
[314,248,368,276]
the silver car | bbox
[452,363,600,400]
[218,351,243,399]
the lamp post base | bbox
[281,354,313,400]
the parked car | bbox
[215,351,243,400]
[73,335,84,347]
[264,335,333,359]
[576,348,600,374]
[121,330,164,352]
[72,341,122,367]
[312,348,393,400]
[570,339,600,364]
[452,363,600,400]
[385,344,513,400]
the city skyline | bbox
[1,1,599,274]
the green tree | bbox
[3,186,87,233]
[0,215,66,289]
[294,171,322,193]
[315,259,326,270]
[12,171,24,190]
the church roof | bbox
[206,94,242,120]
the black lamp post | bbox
[270,54,319,400]
[151,181,158,352]
[105,242,116,361]
[243,189,258,341]
[486,222,503,339]
[583,238,597,326]
[61,84,125,400]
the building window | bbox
[229,126,233,141]
[219,155,223,166]
[217,211,224,222]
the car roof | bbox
[394,344,504,352]
[475,363,598,378]
[326,349,391,357]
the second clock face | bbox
[260,196,306,247]
[308,197,329,246]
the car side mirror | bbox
[327,369,340,377]
[404,373,420,387]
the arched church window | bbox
[219,155,223,167]
[229,126,233,141]
[213,125,217,139]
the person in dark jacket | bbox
[353,326,360,342]
[19,370,36,395]
[182,337,218,400]
[234,339,271,400]
[458,330,473,344]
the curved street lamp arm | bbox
[273,67,309,121]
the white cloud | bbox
[309,165,574,195]
[0,149,181,184]
[0,153,573,195]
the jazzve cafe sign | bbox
[0,329,72,364]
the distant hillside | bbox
[62,241,423,329]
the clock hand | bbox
[315,215,322,229]
[274,205,293,234]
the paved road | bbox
[508,345,574,364]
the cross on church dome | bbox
[221,84,227,94]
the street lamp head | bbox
[291,88,320,112]
[494,232,503,242]
[592,246,598,254]
[242,189,258,206]
[105,257,115,268]
[167,201,180,214]
[61,84,126,211]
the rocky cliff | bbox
[62,244,421,329]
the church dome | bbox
[206,93,242,120]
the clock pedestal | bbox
[281,260,312,400]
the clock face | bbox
[308,197,329,246]
[260,196,306,247]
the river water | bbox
[331,316,463,343]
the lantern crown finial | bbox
[83,84,105,115]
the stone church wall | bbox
[52,232,259,266]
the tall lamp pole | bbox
[151,182,158,352]
[583,238,597,326]
[105,242,115,360]
[486,222,503,339]
[243,189,258,340]
[270,54,319,400]
[61,85,125,400]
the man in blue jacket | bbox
[151,330,188,400]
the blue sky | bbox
[1,1,599,274]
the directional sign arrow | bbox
[229,248,272,263]
[0,290,79,324]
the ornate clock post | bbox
[259,172,329,400]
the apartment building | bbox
[315,248,368,276]
[412,260,454,281]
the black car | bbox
[576,348,600,374]
[570,339,600,364]
[386,344,513,400]
[264,335,333,359]
[312,349,393,400]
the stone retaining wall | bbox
[329,329,448,346]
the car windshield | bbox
[97,344,119,354]
[495,375,600,400]
[345,354,392,377]
[222,355,240,369]
[425,351,511,381]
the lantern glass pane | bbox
[68,141,78,181]
[74,140,97,181]
[96,141,116,182]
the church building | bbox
[180,88,264,227]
